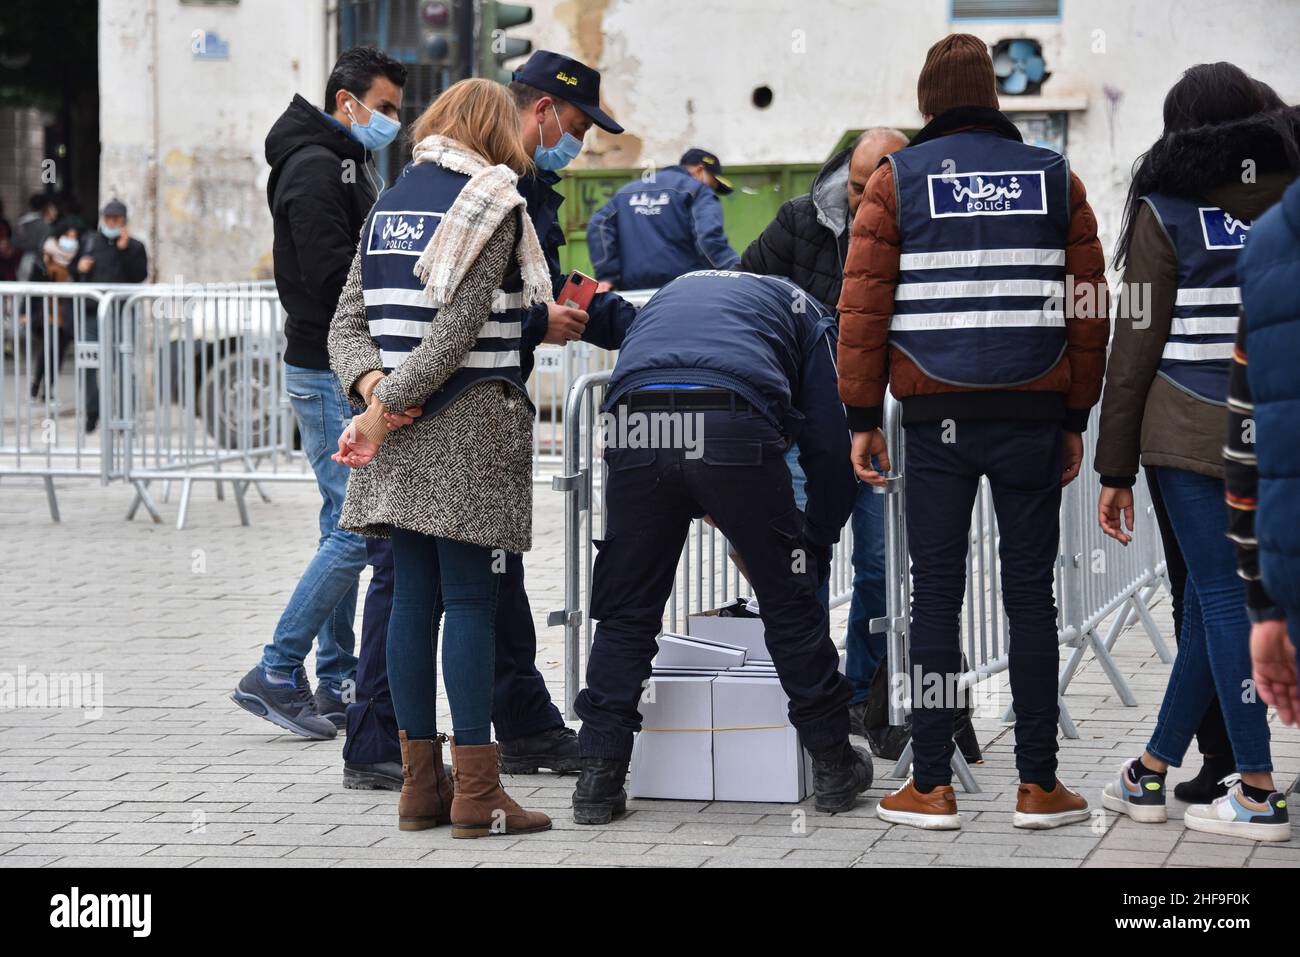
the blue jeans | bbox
[260,364,368,689]
[785,445,886,703]
[388,528,500,746]
[1147,467,1272,772]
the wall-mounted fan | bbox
[993,39,1049,96]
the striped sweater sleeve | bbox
[1223,312,1285,622]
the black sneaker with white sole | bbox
[231,665,337,741]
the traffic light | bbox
[478,2,533,82]
[421,0,456,68]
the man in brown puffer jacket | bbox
[836,34,1109,831]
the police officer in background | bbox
[836,35,1109,830]
[586,148,740,291]
[570,270,872,823]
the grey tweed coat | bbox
[327,213,535,553]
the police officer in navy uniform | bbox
[570,270,873,823]
[835,35,1109,830]
[341,51,638,790]
[586,148,740,290]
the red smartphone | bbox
[558,270,598,311]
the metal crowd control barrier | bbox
[550,369,856,719]
[2,282,117,521]
[552,378,1171,785]
[875,396,1170,792]
[3,280,651,528]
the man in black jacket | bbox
[740,127,907,738]
[741,128,907,313]
[76,198,150,433]
[232,47,408,750]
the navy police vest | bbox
[1144,192,1249,406]
[888,131,1070,387]
[360,161,530,416]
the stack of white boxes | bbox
[629,600,839,803]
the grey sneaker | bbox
[313,684,347,733]
[1101,758,1168,823]
[231,665,337,741]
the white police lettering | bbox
[629,192,670,216]
[928,170,1048,218]
[367,210,441,256]
[1199,206,1252,250]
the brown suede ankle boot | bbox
[397,731,453,831]
[449,737,552,839]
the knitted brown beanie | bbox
[917,34,999,117]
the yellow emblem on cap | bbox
[703,155,716,164]
[556,71,579,86]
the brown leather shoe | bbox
[876,778,961,830]
[1014,779,1090,829]
[449,737,552,839]
[397,731,454,830]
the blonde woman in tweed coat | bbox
[327,79,551,839]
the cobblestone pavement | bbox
[1,475,1297,868]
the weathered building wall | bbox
[520,0,1300,264]
[98,0,332,282]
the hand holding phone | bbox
[558,270,599,312]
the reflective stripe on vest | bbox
[359,162,530,415]
[888,131,1070,387]
[1144,193,1249,405]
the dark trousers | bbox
[343,540,399,764]
[343,542,565,764]
[905,419,1063,788]
[1145,466,1233,760]
[575,407,852,762]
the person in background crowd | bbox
[587,147,739,291]
[232,46,407,745]
[27,220,81,400]
[336,50,634,792]
[0,198,20,281]
[1095,63,1297,842]
[570,271,869,824]
[328,78,552,838]
[14,193,59,282]
[74,198,149,433]
[741,126,909,737]
[838,34,1108,831]
[1229,175,1300,728]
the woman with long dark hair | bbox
[1095,62,1299,840]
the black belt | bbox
[623,387,751,413]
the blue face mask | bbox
[533,105,583,171]
[101,225,121,240]
[345,93,400,151]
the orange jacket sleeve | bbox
[1062,171,1110,428]
[836,162,899,431]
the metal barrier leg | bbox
[127,479,163,524]
[950,751,981,794]
[233,481,251,526]
[43,477,60,523]
[890,741,912,780]
[1129,590,1173,663]
[1057,695,1078,739]
[1081,626,1139,706]
[176,477,194,530]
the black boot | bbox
[1174,755,1236,803]
[343,760,404,791]
[811,740,874,813]
[572,758,629,825]
[499,725,582,774]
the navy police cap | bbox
[512,50,624,135]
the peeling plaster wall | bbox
[520,0,1300,269]
[99,0,332,282]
